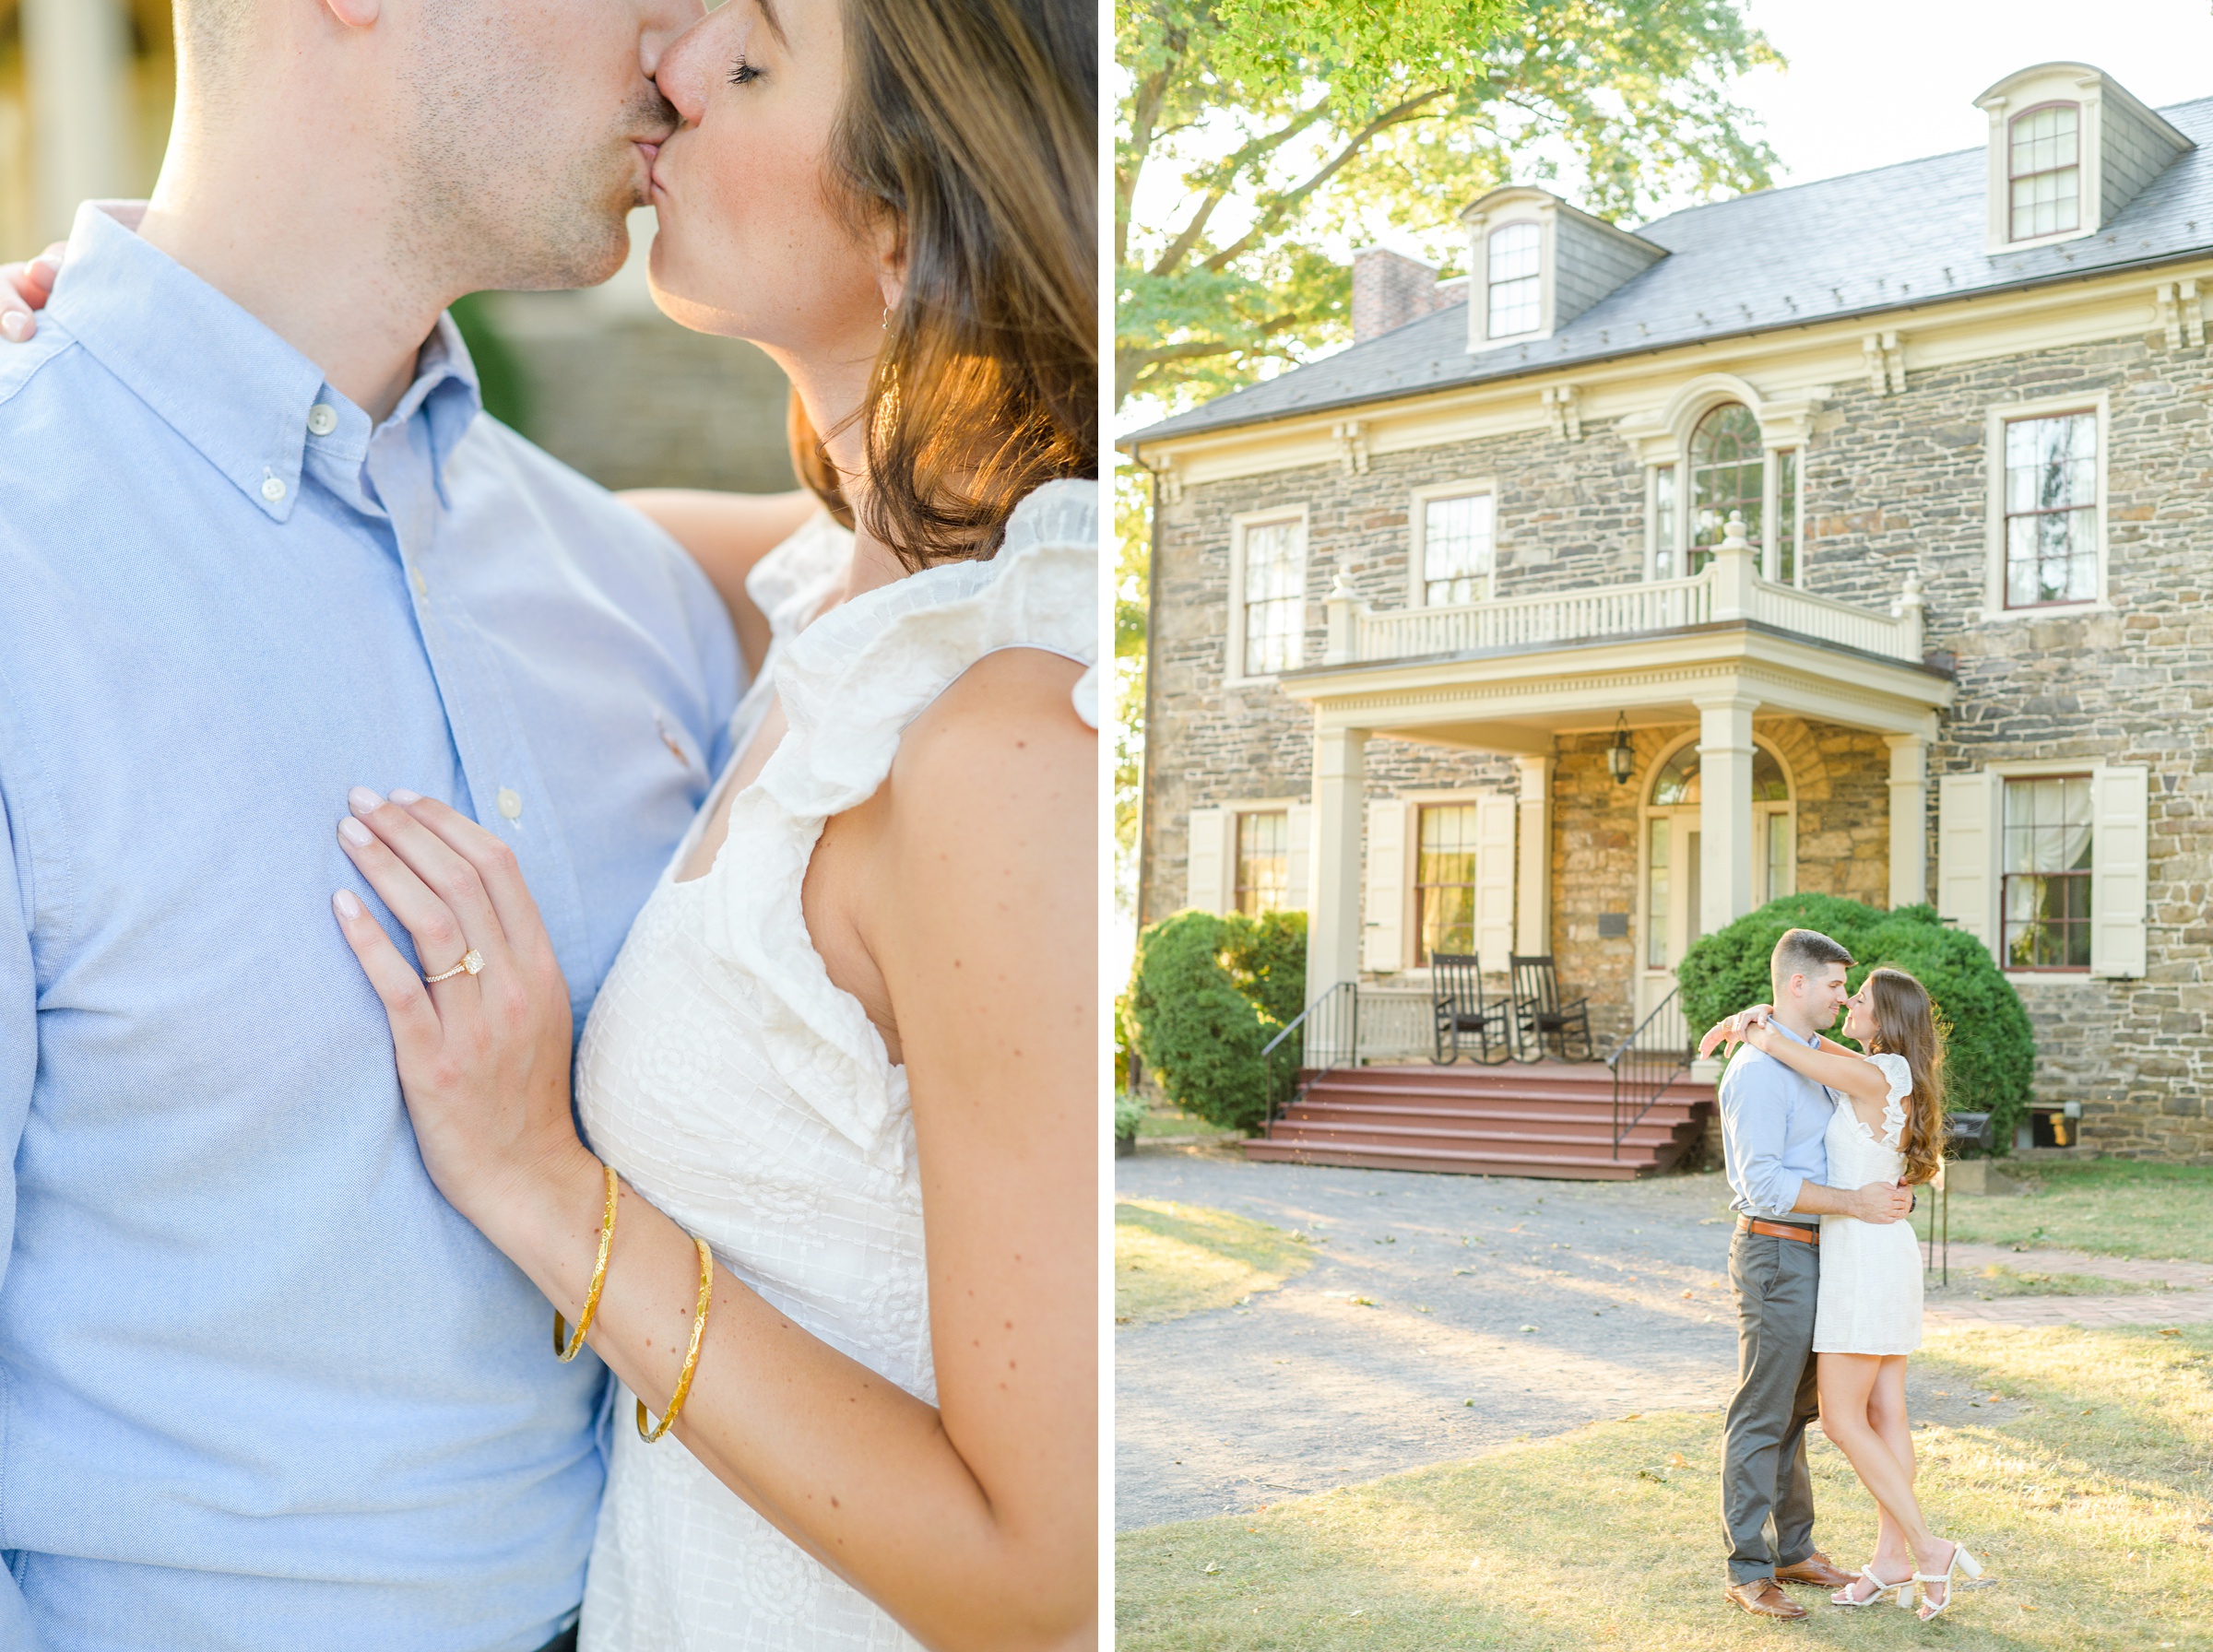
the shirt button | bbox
[496,787,523,820]
[261,475,287,502]
[307,404,338,436]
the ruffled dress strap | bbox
[1865,1052,1913,1150]
[699,478,1098,1163]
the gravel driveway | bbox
[1116,1148,1746,1530]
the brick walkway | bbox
[1923,1240,2213,1327]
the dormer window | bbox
[1978,64,2191,253]
[2009,104,2080,240]
[1486,223,1542,337]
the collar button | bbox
[308,404,338,437]
[260,475,287,503]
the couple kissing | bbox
[1706,927,1983,1622]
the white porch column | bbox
[1306,724,1367,999]
[1885,731,1930,910]
[23,0,130,242]
[1514,754,1553,957]
[1695,692,1760,935]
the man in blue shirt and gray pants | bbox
[0,3,735,1648]
[1710,928,1915,1621]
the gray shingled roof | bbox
[1125,93,2213,446]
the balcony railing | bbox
[1323,513,1927,668]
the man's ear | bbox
[325,0,379,28]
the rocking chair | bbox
[1508,954,1595,1063]
[1428,953,1512,1065]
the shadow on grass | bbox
[1116,1199,1317,1327]
[1117,1323,2213,1651]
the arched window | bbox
[1688,403,1763,572]
[2009,103,2080,241]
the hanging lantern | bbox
[1608,713,1635,785]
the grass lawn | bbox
[1118,1320,2213,1650]
[1933,1262,2167,1300]
[1115,1199,1315,1326]
[1135,1103,1241,1141]
[1929,1159,2213,1263]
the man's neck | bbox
[1769,1003,1824,1044]
[136,108,461,422]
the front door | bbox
[1636,808,1701,1024]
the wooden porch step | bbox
[1247,1059,1714,1182]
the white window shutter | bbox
[1936,772,1997,952]
[1184,807,1229,914]
[1362,798,1408,972]
[1474,794,1517,965]
[1284,803,1313,914]
[2091,764,2149,978]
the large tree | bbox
[1117,0,1783,410]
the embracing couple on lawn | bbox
[1700,927,1982,1623]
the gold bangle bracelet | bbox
[637,1234,715,1444]
[553,1162,621,1363]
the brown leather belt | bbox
[1737,1217,1820,1245]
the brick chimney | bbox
[1351,248,1467,342]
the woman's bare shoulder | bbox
[891,647,1093,796]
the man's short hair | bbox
[1770,927,1854,994]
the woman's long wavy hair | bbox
[1862,966,1948,1186]
[788,0,1095,565]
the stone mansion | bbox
[1125,62,2213,1162]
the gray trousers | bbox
[1722,1229,1821,1583]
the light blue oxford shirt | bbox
[1719,1019,1835,1221]
[0,204,742,1652]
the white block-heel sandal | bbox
[1914,1541,1982,1620]
[1830,1564,1913,1608]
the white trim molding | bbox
[1980,389,2112,622]
[1225,503,1311,687]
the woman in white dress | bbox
[319,0,1099,1646]
[1715,967,1981,1621]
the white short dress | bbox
[1812,1051,1923,1356]
[570,479,1098,1651]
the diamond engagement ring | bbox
[422,949,484,985]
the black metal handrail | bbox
[1260,980,1359,1128]
[1604,987,1694,1160]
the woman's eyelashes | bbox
[728,56,763,87]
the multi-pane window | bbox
[2003,775,2092,970]
[1486,222,1542,337]
[1234,810,1288,916]
[1414,804,1478,964]
[1689,402,1763,573]
[1645,816,1671,969]
[1421,492,1495,605]
[2009,104,2080,241]
[1652,466,1678,580]
[1238,518,1304,676]
[2003,412,2098,608]
[1763,810,1792,904]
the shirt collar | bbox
[48,202,482,524]
[1769,1018,1822,1049]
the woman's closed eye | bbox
[728,57,762,87]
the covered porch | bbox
[1281,525,1957,1056]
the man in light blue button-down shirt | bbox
[1710,929,1914,1618]
[0,4,741,1647]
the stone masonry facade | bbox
[1141,324,2213,1162]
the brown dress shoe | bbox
[1775,1552,1855,1589]
[1724,1579,1808,1619]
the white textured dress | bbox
[571,480,1098,1652]
[1811,1052,1923,1356]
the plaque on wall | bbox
[1597,912,1629,938]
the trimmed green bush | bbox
[1128,909,1307,1133]
[1113,1092,1145,1141]
[1677,895,2036,1152]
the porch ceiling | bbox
[1275,620,1954,749]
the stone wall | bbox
[1143,323,2213,1162]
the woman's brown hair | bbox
[1861,966,1948,1186]
[789,0,1096,565]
